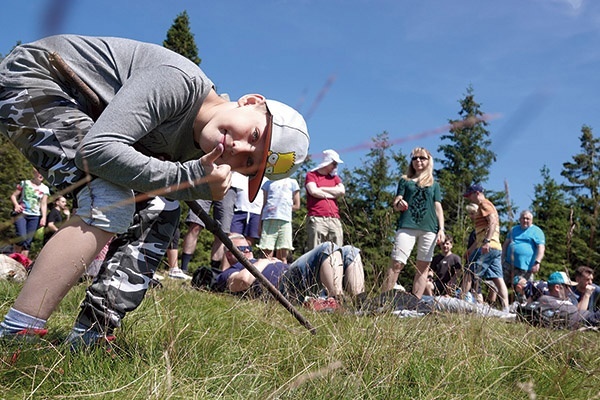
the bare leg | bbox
[13,216,113,320]
[182,223,202,254]
[492,277,509,310]
[318,251,344,297]
[276,248,290,263]
[381,259,404,292]
[211,239,224,266]
[166,248,178,271]
[343,254,365,296]
[412,261,431,299]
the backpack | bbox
[516,301,569,329]
[191,266,221,291]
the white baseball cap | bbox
[247,99,310,202]
[311,149,344,172]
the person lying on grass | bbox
[213,235,365,308]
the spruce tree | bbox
[436,85,496,253]
[560,125,600,267]
[530,166,570,276]
[163,11,201,65]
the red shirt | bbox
[305,171,342,218]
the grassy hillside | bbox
[1,279,599,399]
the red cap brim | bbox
[247,113,273,202]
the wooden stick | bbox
[186,200,316,334]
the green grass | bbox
[1,279,599,399]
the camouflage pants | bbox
[74,196,181,334]
[0,87,91,190]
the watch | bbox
[483,239,490,244]
[534,260,540,265]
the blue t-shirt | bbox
[504,224,545,271]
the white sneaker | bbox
[393,283,406,292]
[153,272,164,281]
[168,268,192,280]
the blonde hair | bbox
[403,147,434,187]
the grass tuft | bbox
[1,279,599,399]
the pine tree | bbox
[436,85,496,253]
[530,166,570,276]
[339,132,406,287]
[560,125,600,267]
[163,11,201,65]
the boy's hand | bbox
[200,144,231,200]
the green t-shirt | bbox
[395,178,442,233]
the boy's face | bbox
[441,240,453,254]
[201,97,270,178]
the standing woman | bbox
[10,168,49,257]
[381,147,445,298]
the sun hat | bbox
[310,149,344,172]
[463,184,484,197]
[547,271,576,286]
[247,100,310,202]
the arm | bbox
[75,68,219,201]
[434,201,445,243]
[292,190,301,211]
[39,194,48,227]
[10,188,24,214]
[320,183,345,198]
[227,259,271,292]
[306,181,336,199]
[577,285,595,311]
[531,244,545,273]
[481,212,499,254]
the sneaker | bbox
[0,327,48,342]
[66,325,116,352]
[153,272,165,281]
[168,268,192,280]
[3,328,49,364]
[393,283,406,292]
[303,297,340,312]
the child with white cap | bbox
[0,35,309,345]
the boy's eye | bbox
[251,129,259,143]
[246,156,254,168]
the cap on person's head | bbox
[247,100,310,202]
[547,271,576,286]
[513,275,523,286]
[463,184,484,197]
[310,149,344,172]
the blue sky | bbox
[1,0,599,216]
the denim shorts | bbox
[75,178,136,234]
[471,249,503,280]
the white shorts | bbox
[391,228,437,264]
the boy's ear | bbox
[237,94,266,106]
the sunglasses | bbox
[411,156,429,161]
[237,245,253,253]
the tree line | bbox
[0,11,597,290]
